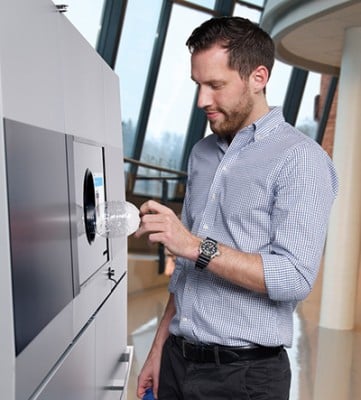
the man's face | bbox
[191,45,254,141]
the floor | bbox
[126,270,361,400]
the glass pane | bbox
[53,0,105,47]
[233,3,261,22]
[296,72,321,140]
[115,0,163,157]
[188,0,215,8]
[267,60,292,109]
[135,5,210,197]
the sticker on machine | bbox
[93,172,105,207]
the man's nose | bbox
[197,86,212,109]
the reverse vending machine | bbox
[0,1,133,399]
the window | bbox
[267,60,293,109]
[114,0,163,157]
[134,4,209,197]
[296,72,321,140]
[233,2,261,22]
[188,0,215,8]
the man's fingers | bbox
[139,200,160,216]
[134,214,167,239]
[139,200,173,217]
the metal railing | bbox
[124,157,187,274]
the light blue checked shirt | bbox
[169,107,338,348]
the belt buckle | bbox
[181,340,202,362]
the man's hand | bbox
[137,351,160,399]
[134,200,199,261]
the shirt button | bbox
[182,317,188,322]
[203,224,208,230]
[211,193,216,200]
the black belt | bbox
[171,335,283,364]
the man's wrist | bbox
[191,237,202,261]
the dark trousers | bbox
[158,336,291,399]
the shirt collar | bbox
[253,106,285,141]
[216,107,285,151]
[216,124,254,152]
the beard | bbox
[209,90,254,140]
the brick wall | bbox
[318,75,338,158]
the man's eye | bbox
[210,83,224,90]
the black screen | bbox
[4,119,74,355]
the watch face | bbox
[201,239,218,257]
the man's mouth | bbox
[206,110,221,121]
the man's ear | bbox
[250,65,269,93]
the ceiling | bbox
[264,1,361,75]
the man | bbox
[135,16,338,399]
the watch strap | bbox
[195,252,211,270]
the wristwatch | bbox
[195,237,220,270]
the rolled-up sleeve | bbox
[262,142,338,301]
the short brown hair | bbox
[186,16,275,80]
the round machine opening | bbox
[83,168,96,244]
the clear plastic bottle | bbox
[95,200,140,238]
[76,200,140,239]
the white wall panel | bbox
[95,278,128,400]
[0,0,65,132]
[59,16,105,143]
[35,322,96,400]
[0,72,15,400]
[103,64,123,148]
